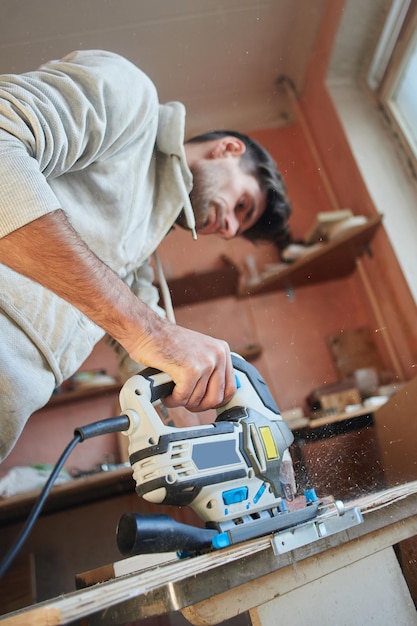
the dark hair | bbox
[186,130,292,250]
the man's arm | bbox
[0,209,236,410]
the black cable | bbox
[0,434,80,579]
[0,414,130,579]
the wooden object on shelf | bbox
[304,208,354,243]
[318,387,361,413]
[327,326,385,379]
[239,215,382,297]
[307,404,373,429]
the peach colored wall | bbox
[298,0,417,378]
[251,125,334,238]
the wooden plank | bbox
[1,482,416,626]
[189,538,417,626]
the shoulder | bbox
[41,50,157,102]
[55,50,143,75]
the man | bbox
[0,50,291,461]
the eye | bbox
[244,207,255,224]
[236,197,254,220]
[235,195,257,235]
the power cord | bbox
[0,414,130,580]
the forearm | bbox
[0,210,156,354]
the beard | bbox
[176,160,218,231]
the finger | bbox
[159,340,234,411]
[178,365,215,410]
[162,374,199,408]
[162,362,216,411]
[198,351,235,409]
[185,351,236,412]
[222,351,236,404]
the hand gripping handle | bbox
[138,353,277,410]
[138,354,243,406]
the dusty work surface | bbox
[1,482,417,626]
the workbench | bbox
[1,481,417,626]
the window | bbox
[367,0,417,178]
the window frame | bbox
[370,0,417,178]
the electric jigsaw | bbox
[116,354,363,557]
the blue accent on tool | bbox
[304,488,318,503]
[212,533,231,549]
[253,483,266,504]
[222,487,248,505]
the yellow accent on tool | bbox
[259,426,279,459]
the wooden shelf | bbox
[161,217,382,304]
[0,466,134,526]
[164,255,240,307]
[43,383,121,410]
[239,215,383,297]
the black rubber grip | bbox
[139,366,175,402]
[74,415,130,440]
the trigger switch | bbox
[235,375,241,389]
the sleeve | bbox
[108,260,167,382]
[130,260,167,320]
[0,50,158,237]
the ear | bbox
[210,136,246,158]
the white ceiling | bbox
[0,0,326,136]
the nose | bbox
[219,213,239,239]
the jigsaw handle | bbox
[137,367,175,403]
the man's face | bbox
[179,156,266,239]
